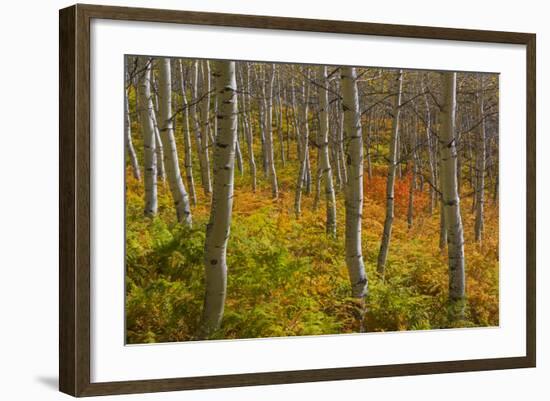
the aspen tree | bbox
[318,66,337,237]
[365,111,373,181]
[290,76,302,160]
[177,60,197,206]
[265,64,279,198]
[275,72,286,167]
[235,130,244,175]
[407,110,419,229]
[336,80,348,186]
[136,58,158,216]
[200,60,238,338]
[258,67,268,176]
[242,63,257,190]
[421,75,437,214]
[125,85,141,181]
[438,71,466,316]
[377,70,404,275]
[294,71,310,216]
[192,61,212,194]
[150,72,166,183]
[474,74,486,242]
[157,58,192,225]
[341,66,368,298]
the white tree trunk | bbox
[157,58,192,225]
[337,85,348,187]
[305,144,312,195]
[365,112,373,181]
[407,115,418,229]
[341,66,368,298]
[136,58,158,216]
[438,71,466,309]
[421,76,436,215]
[177,60,197,206]
[474,74,486,242]
[259,73,268,176]
[192,61,212,194]
[290,77,301,159]
[201,60,212,144]
[199,60,238,338]
[332,101,343,190]
[265,64,279,198]
[377,70,404,275]
[275,72,286,167]
[235,129,244,175]
[125,86,141,181]
[318,66,337,237]
[241,63,257,190]
[294,73,310,216]
[150,73,166,183]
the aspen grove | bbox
[125,56,499,343]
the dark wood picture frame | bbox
[59,3,536,397]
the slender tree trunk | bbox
[337,87,348,186]
[257,67,269,177]
[305,148,312,195]
[200,61,213,194]
[151,107,166,183]
[318,66,337,237]
[341,66,368,299]
[396,134,403,180]
[294,73,310,216]
[199,60,238,338]
[332,106,343,191]
[407,114,418,229]
[407,158,417,230]
[177,60,197,205]
[377,70,404,275]
[313,148,323,210]
[439,72,466,316]
[136,58,158,216]
[422,77,436,215]
[157,58,192,225]
[192,61,212,194]
[235,132,244,176]
[243,63,257,190]
[284,86,292,161]
[474,75,486,242]
[291,77,302,160]
[466,122,477,214]
[438,145,448,251]
[125,86,141,180]
[275,72,286,167]
[151,72,166,183]
[265,64,279,198]
[259,92,268,176]
[456,138,462,195]
[365,112,373,181]
[201,60,212,144]
[313,110,322,209]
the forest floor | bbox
[125,133,499,343]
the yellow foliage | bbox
[125,101,499,343]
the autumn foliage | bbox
[125,88,499,343]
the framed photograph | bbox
[59,3,536,397]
